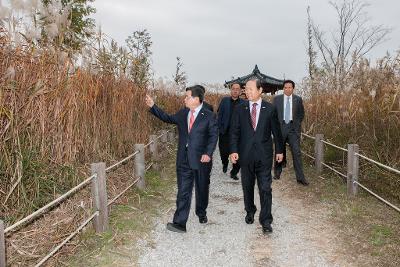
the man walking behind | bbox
[217,83,244,180]
[272,80,309,186]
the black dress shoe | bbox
[273,175,280,180]
[245,212,255,224]
[230,172,239,180]
[297,179,309,186]
[166,222,186,233]
[199,216,208,224]
[262,224,273,234]
[222,164,228,173]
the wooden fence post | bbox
[0,220,6,267]
[347,144,359,196]
[161,130,168,143]
[135,144,145,189]
[149,135,160,171]
[314,134,324,174]
[90,162,109,233]
[168,130,175,143]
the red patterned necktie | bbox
[189,110,195,132]
[251,103,257,130]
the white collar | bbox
[190,103,203,114]
[284,94,292,99]
[249,98,262,106]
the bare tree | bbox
[309,0,391,91]
[307,6,318,91]
[126,29,153,88]
[173,56,187,90]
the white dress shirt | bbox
[187,103,203,132]
[283,94,293,121]
[249,98,262,129]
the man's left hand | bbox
[276,153,284,163]
[200,154,211,163]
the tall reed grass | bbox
[0,34,187,221]
[301,54,400,205]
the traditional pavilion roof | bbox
[224,65,284,94]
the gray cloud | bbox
[93,0,400,84]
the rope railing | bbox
[144,140,154,149]
[300,132,399,214]
[34,211,99,267]
[301,132,316,140]
[301,151,315,160]
[1,127,176,267]
[4,174,96,234]
[107,127,174,171]
[107,163,153,207]
[321,140,347,152]
[356,153,400,176]
[105,151,140,172]
[107,177,141,207]
[321,162,347,179]
[354,181,400,212]
[5,128,173,234]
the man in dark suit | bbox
[217,82,244,179]
[202,100,214,113]
[196,85,214,112]
[145,85,218,233]
[197,85,214,192]
[272,80,309,186]
[230,79,284,234]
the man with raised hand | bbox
[145,85,218,233]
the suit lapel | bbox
[280,95,284,122]
[255,101,267,135]
[184,108,189,134]
[243,102,253,130]
[292,94,297,121]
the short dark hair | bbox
[230,82,241,88]
[247,79,262,90]
[186,85,204,103]
[283,80,295,88]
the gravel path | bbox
[137,149,350,267]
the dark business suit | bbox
[230,100,283,226]
[201,101,214,187]
[203,101,214,113]
[217,97,244,175]
[272,94,306,182]
[149,104,218,226]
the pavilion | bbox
[224,65,284,95]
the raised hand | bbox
[145,94,154,108]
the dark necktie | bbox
[251,103,257,130]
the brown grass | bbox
[0,29,224,265]
[0,36,183,222]
[300,157,400,267]
[302,54,400,206]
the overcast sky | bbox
[92,0,400,85]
